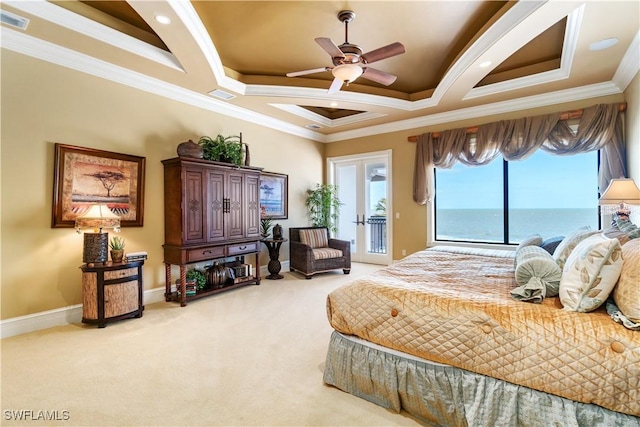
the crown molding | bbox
[4,0,183,72]
[270,104,386,128]
[613,31,640,91]
[324,81,624,143]
[1,16,630,146]
[0,28,323,142]
[464,4,583,101]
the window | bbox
[435,150,599,244]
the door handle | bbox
[352,214,365,226]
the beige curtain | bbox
[413,103,626,205]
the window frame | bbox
[430,152,602,248]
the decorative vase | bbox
[110,249,124,263]
[177,139,204,158]
[272,224,283,240]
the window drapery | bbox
[413,103,627,205]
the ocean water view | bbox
[435,208,600,243]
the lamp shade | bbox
[599,178,640,214]
[332,64,363,83]
[75,204,121,264]
[75,204,121,232]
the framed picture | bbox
[52,143,146,227]
[260,171,288,219]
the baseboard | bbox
[1,262,289,339]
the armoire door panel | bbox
[245,174,261,237]
[184,169,205,244]
[226,172,244,239]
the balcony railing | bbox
[367,216,386,254]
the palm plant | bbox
[305,183,342,235]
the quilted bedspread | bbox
[326,246,640,416]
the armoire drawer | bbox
[186,246,226,262]
[227,242,258,255]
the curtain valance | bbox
[413,103,627,205]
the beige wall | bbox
[0,50,323,320]
[2,47,638,321]
[625,73,640,182]
[326,92,634,260]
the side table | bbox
[261,238,287,279]
[81,260,144,328]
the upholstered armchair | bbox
[289,227,351,279]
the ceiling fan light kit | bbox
[332,64,363,84]
[286,10,405,94]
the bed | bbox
[323,245,640,426]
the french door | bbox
[328,150,392,265]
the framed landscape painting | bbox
[52,143,146,227]
[260,171,288,219]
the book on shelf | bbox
[125,251,147,262]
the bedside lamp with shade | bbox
[75,204,121,264]
[599,178,640,225]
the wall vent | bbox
[208,89,236,101]
[1,10,30,30]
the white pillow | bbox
[553,227,599,270]
[559,234,623,312]
[613,239,640,322]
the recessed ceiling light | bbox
[589,37,618,51]
[155,15,171,25]
[330,102,338,107]
[479,61,492,68]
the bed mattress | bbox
[326,246,640,416]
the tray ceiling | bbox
[1,1,638,142]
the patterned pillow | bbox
[613,239,640,322]
[559,234,623,312]
[516,234,543,251]
[299,228,328,249]
[552,227,599,270]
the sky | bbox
[436,150,599,209]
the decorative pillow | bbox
[516,234,543,251]
[559,234,623,312]
[511,245,562,303]
[553,227,599,270]
[299,228,328,249]
[603,224,631,246]
[540,236,564,255]
[613,239,640,322]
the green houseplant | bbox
[305,183,342,235]
[198,134,244,166]
[109,236,125,263]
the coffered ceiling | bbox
[1,1,638,143]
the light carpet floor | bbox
[1,264,423,427]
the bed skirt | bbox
[323,331,639,427]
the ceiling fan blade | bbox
[315,37,345,59]
[362,42,405,64]
[328,77,344,94]
[286,67,330,78]
[361,67,397,86]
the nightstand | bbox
[81,260,144,328]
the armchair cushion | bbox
[313,248,343,260]
[299,228,328,248]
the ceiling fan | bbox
[286,10,406,94]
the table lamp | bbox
[75,204,121,264]
[599,178,640,214]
